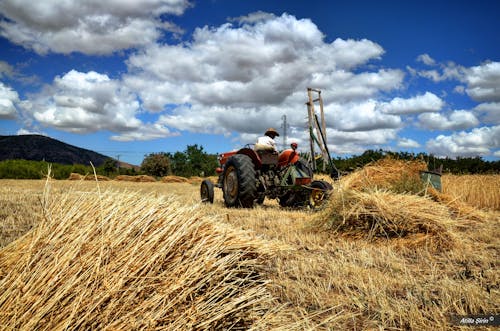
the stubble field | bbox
[0,161,498,330]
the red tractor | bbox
[200,143,333,208]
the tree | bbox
[168,145,218,177]
[141,152,171,177]
[102,158,117,175]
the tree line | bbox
[0,146,498,179]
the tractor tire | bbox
[200,179,214,203]
[309,180,332,209]
[222,154,257,208]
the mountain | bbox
[0,135,112,166]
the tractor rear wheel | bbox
[222,154,257,208]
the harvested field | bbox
[1,161,499,329]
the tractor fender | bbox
[237,147,262,169]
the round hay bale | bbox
[115,175,134,181]
[135,175,156,182]
[83,174,110,181]
[161,175,189,183]
[115,175,156,182]
[68,173,82,180]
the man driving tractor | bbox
[255,128,280,152]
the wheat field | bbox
[0,163,499,330]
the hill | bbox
[0,134,111,167]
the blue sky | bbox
[1,0,499,165]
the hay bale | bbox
[83,174,110,181]
[315,188,455,250]
[0,188,282,329]
[115,175,156,182]
[68,173,82,180]
[188,176,204,184]
[161,175,188,183]
[134,175,156,182]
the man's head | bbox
[265,128,280,138]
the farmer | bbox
[255,128,280,152]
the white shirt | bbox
[256,136,277,151]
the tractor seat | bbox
[254,148,279,165]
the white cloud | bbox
[398,138,420,148]
[494,150,500,158]
[328,100,401,132]
[0,0,191,54]
[122,13,404,152]
[379,92,444,114]
[24,70,181,141]
[464,62,500,102]
[474,102,500,124]
[426,126,500,158]
[418,110,479,131]
[126,14,390,110]
[17,128,43,135]
[328,129,398,151]
[0,82,19,119]
[416,53,436,66]
[412,59,500,104]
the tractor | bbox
[200,143,333,209]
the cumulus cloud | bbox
[411,58,500,104]
[474,102,500,124]
[464,62,500,102]
[8,12,429,155]
[426,126,500,157]
[398,138,420,148]
[126,14,389,109]
[418,110,479,131]
[328,100,401,132]
[0,0,191,54]
[0,82,19,119]
[378,92,444,114]
[23,70,176,140]
[122,13,404,153]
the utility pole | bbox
[281,114,289,150]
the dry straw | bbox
[313,158,489,251]
[0,182,288,330]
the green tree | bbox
[168,145,218,177]
[141,152,171,177]
[101,158,118,176]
